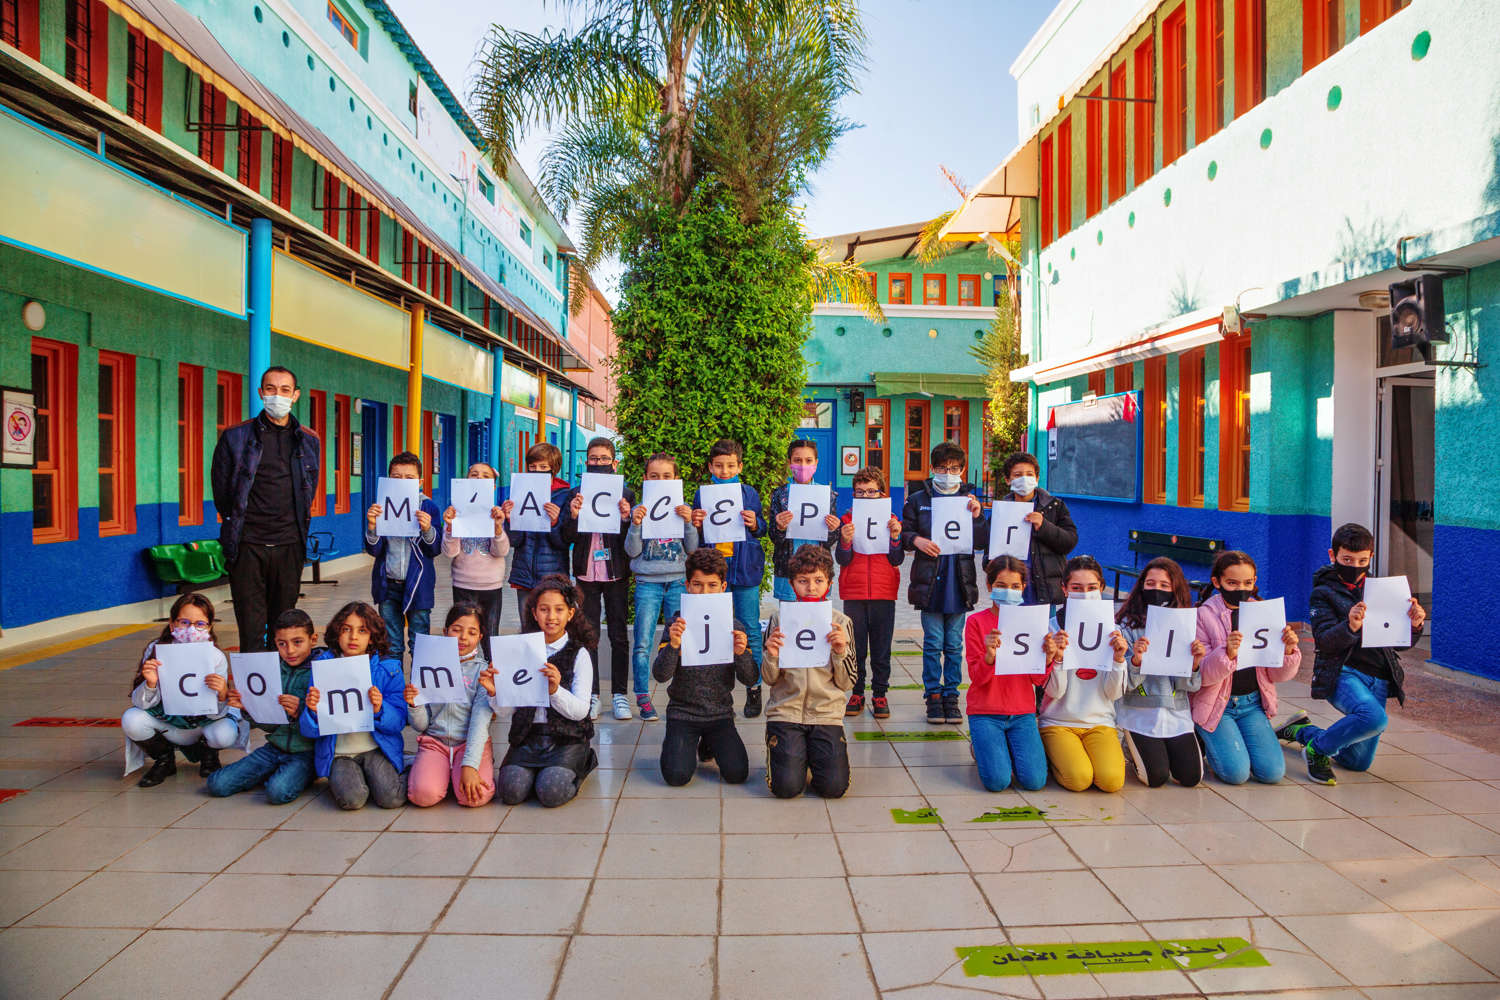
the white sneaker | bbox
[612,694,632,720]
[589,695,601,720]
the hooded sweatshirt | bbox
[1191,593,1301,731]
[625,518,700,582]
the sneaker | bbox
[744,685,763,719]
[926,694,944,724]
[198,747,222,777]
[846,694,865,717]
[1304,744,1337,785]
[943,693,963,724]
[636,695,659,721]
[612,694,632,721]
[589,695,602,720]
[698,736,716,763]
[871,696,891,720]
[1275,712,1312,744]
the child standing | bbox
[996,451,1078,605]
[626,452,698,722]
[901,441,988,725]
[769,438,841,602]
[442,462,509,639]
[364,452,444,657]
[690,438,767,718]
[122,593,237,787]
[760,546,855,799]
[564,437,636,720]
[405,602,497,807]
[504,442,573,631]
[1039,556,1129,793]
[1276,523,1426,784]
[301,602,409,810]
[209,609,318,804]
[1115,558,1208,787]
[836,466,904,719]
[964,556,1050,792]
[490,574,598,807]
[1192,551,1302,785]
[653,548,757,786]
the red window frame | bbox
[197,81,226,169]
[1108,62,1127,203]
[1143,356,1167,504]
[322,171,340,239]
[1177,347,1206,508]
[1303,0,1343,69]
[64,0,90,91]
[1133,35,1155,187]
[1112,363,1134,393]
[392,404,404,456]
[1162,7,1188,165]
[97,351,137,536]
[177,364,204,526]
[271,135,292,209]
[866,272,877,300]
[957,274,980,307]
[904,399,930,481]
[1040,134,1055,247]
[31,338,78,543]
[1088,370,1106,397]
[864,399,889,484]
[308,389,328,517]
[334,393,351,513]
[364,205,380,264]
[2,0,41,58]
[125,26,147,123]
[1234,0,1266,116]
[1085,87,1103,218]
[922,274,947,306]
[888,273,911,306]
[421,410,435,494]
[236,109,262,191]
[943,400,968,453]
[1055,115,1073,235]
[1359,0,1407,33]
[1218,332,1252,511]
[1196,0,1226,142]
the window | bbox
[1088,370,1106,397]
[1,0,20,48]
[865,400,889,482]
[1085,87,1103,218]
[889,273,912,305]
[799,401,833,429]
[326,0,358,48]
[519,220,532,246]
[1196,0,1226,141]
[308,390,327,517]
[271,135,292,209]
[1113,363,1134,393]
[421,410,435,494]
[1359,0,1408,33]
[236,110,262,191]
[1143,356,1167,504]
[866,272,877,299]
[392,404,404,455]
[1218,333,1252,510]
[177,364,203,525]
[322,171,340,239]
[346,191,363,255]
[1108,62,1127,203]
[125,27,147,123]
[32,338,78,543]
[477,172,495,203]
[1040,134,1055,247]
[215,371,242,438]
[197,81,225,169]
[957,274,980,307]
[364,204,380,264]
[1234,0,1266,116]
[922,274,946,306]
[981,400,993,487]
[1132,35,1155,187]
[904,400,929,480]
[1303,0,1343,69]
[2,0,38,57]
[65,0,95,92]
[97,352,136,535]
[943,401,968,452]
[543,249,553,271]
[1055,115,1073,235]
[1162,8,1188,165]
[1176,348,1206,507]
[408,80,417,119]
[334,394,351,513]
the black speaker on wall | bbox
[1388,274,1447,350]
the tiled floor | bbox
[2,564,1500,998]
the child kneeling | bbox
[761,546,855,799]
[405,602,497,807]
[964,557,1050,792]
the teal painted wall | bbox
[1434,260,1500,531]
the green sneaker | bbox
[1304,744,1337,785]
[1276,713,1312,744]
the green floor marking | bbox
[969,806,1047,822]
[853,730,967,741]
[891,650,922,657]
[956,938,1270,977]
[891,807,942,824]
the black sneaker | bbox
[1275,713,1312,744]
[1304,744,1337,785]
[926,694,944,724]
[943,694,963,724]
[137,753,177,788]
[198,746,222,777]
[743,685,762,719]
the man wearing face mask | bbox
[997,452,1077,605]
[210,366,321,653]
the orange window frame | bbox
[1218,333,1252,511]
[327,0,358,48]
[421,410,435,494]
[1162,7,1188,165]
[888,273,912,305]
[1195,0,1226,142]
[1359,0,1407,33]
[1055,116,1073,235]
[1234,0,1266,116]
[922,274,947,306]
[1132,35,1155,187]
[1108,63,1128,203]
[97,351,137,536]
[943,400,968,452]
[1176,348,1206,508]
[1039,134,1055,247]
[308,390,327,517]
[904,400,930,480]
[1112,363,1135,394]
[3,0,41,58]
[31,338,78,543]
[957,274,980,307]
[1088,370,1107,397]
[1085,87,1103,218]
[177,363,204,526]
[865,400,889,483]
[334,394,351,513]
[1143,356,1167,504]
[215,370,243,437]
[1303,0,1343,69]
[865,272,877,300]
[392,404,404,456]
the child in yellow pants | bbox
[1040,556,1127,793]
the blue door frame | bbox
[360,401,388,511]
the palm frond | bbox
[915,210,961,265]
[808,257,883,322]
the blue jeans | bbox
[1198,691,1285,785]
[632,579,685,695]
[1299,668,1389,771]
[732,585,763,684]
[920,611,965,698]
[970,713,1048,791]
[378,596,431,657]
[205,743,314,804]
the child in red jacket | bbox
[964,556,1052,791]
[836,467,904,719]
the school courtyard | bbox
[1,563,1498,1000]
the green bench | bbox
[145,540,228,593]
[1103,530,1227,598]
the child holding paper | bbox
[653,548,757,786]
[443,462,510,639]
[1276,523,1426,784]
[364,452,444,657]
[505,442,573,634]
[1039,556,1129,792]
[1114,559,1208,787]
[121,593,237,788]
[997,452,1077,605]
[690,438,767,718]
[563,437,636,720]
[761,546,855,799]
[769,438,841,602]
[626,451,698,722]
[405,602,496,807]
[1192,551,1302,785]
[963,556,1050,792]
[300,602,409,810]
[837,466,904,719]
[209,609,319,804]
[493,574,598,807]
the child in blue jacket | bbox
[300,601,409,810]
[504,441,574,629]
[363,451,443,657]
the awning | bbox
[1009,308,1225,385]
[937,136,1038,243]
[872,372,988,398]
[813,220,933,265]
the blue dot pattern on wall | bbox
[882,328,893,338]
[1207,161,1217,180]
[306,54,314,70]
[1412,30,1431,60]
[974,329,985,341]
[1259,128,1273,149]
[835,326,846,337]
[282,30,289,46]
[1327,85,1342,110]
[254,5,262,21]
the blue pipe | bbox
[490,345,505,471]
[248,218,272,393]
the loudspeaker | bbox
[848,389,866,415]
[1388,274,1447,349]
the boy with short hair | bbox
[564,437,637,720]
[761,546,855,798]
[690,438,768,718]
[902,442,988,725]
[505,441,573,624]
[364,452,444,657]
[653,548,757,786]
[769,438,841,602]
[626,452,699,721]
[837,466,904,719]
[1276,522,1426,784]
[997,451,1077,605]
[208,609,319,804]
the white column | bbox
[1330,310,1377,531]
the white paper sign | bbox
[508,472,553,533]
[777,600,834,668]
[931,496,974,555]
[1236,597,1287,669]
[577,472,625,534]
[851,497,893,555]
[991,604,1051,675]
[679,592,734,667]
[155,643,224,716]
[411,633,466,706]
[987,500,1034,560]
[311,655,374,736]
[488,632,551,708]
[1061,598,1118,671]
[450,478,496,538]
[1361,575,1413,649]
[1140,606,1198,677]
[230,651,285,725]
[375,477,420,537]
[786,484,831,541]
[641,479,685,541]
[699,483,745,544]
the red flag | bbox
[1123,394,1138,422]
[1046,409,1056,430]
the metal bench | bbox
[1103,530,1227,597]
[304,531,340,585]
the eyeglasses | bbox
[172,619,211,631]
[852,490,883,498]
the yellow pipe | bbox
[407,302,424,455]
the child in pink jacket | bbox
[1192,551,1302,784]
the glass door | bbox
[1375,374,1434,608]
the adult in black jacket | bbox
[997,452,1077,605]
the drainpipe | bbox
[490,344,505,471]
[248,218,272,391]
[407,303,424,454]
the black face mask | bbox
[1143,589,1175,607]
[1220,588,1250,608]
[1334,563,1366,586]
[585,463,614,474]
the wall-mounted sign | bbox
[2,387,36,468]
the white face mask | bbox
[261,394,293,420]
[932,472,962,494]
[1009,475,1038,495]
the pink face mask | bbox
[171,625,210,643]
[788,464,816,484]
